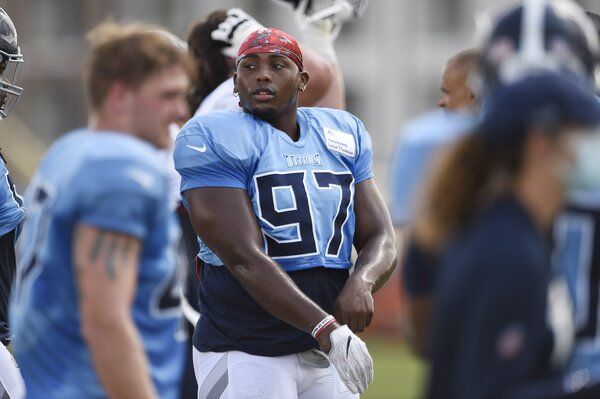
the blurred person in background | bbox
[437,49,481,110]
[0,6,25,399]
[389,49,480,356]
[400,0,600,360]
[417,72,600,399]
[174,27,395,398]
[405,1,600,397]
[10,21,189,399]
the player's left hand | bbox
[333,277,374,333]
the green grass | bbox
[362,337,427,399]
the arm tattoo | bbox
[119,240,132,269]
[90,231,106,263]
[106,237,117,280]
[88,232,134,280]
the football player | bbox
[10,22,189,398]
[176,4,367,395]
[0,7,25,399]
[174,28,395,398]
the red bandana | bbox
[237,28,303,71]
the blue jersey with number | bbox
[554,190,600,388]
[174,107,373,356]
[0,157,24,237]
[11,130,184,399]
[175,107,372,270]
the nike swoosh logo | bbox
[187,144,207,153]
[346,336,352,358]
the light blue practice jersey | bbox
[554,190,600,387]
[388,109,474,225]
[11,130,184,399]
[174,107,373,271]
[0,157,24,237]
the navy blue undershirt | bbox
[193,262,349,357]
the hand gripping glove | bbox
[210,8,265,58]
[328,325,374,394]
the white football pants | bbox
[193,348,359,399]
[0,344,24,399]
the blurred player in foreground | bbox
[174,28,395,398]
[402,0,600,360]
[11,22,189,398]
[418,73,600,399]
[389,50,480,355]
[408,0,600,397]
[0,7,25,399]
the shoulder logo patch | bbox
[323,127,356,158]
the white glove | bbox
[328,325,373,394]
[210,8,265,58]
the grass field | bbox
[362,337,427,399]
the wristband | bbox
[311,315,336,339]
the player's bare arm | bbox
[74,224,157,399]
[297,45,336,107]
[334,178,396,333]
[184,187,340,352]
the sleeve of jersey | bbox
[353,117,374,184]
[173,121,249,192]
[76,161,163,239]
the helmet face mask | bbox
[0,48,23,119]
[477,0,600,91]
[0,7,23,120]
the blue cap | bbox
[479,73,600,146]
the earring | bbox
[233,91,239,97]
[299,86,305,94]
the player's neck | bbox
[265,109,300,142]
[89,111,134,137]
